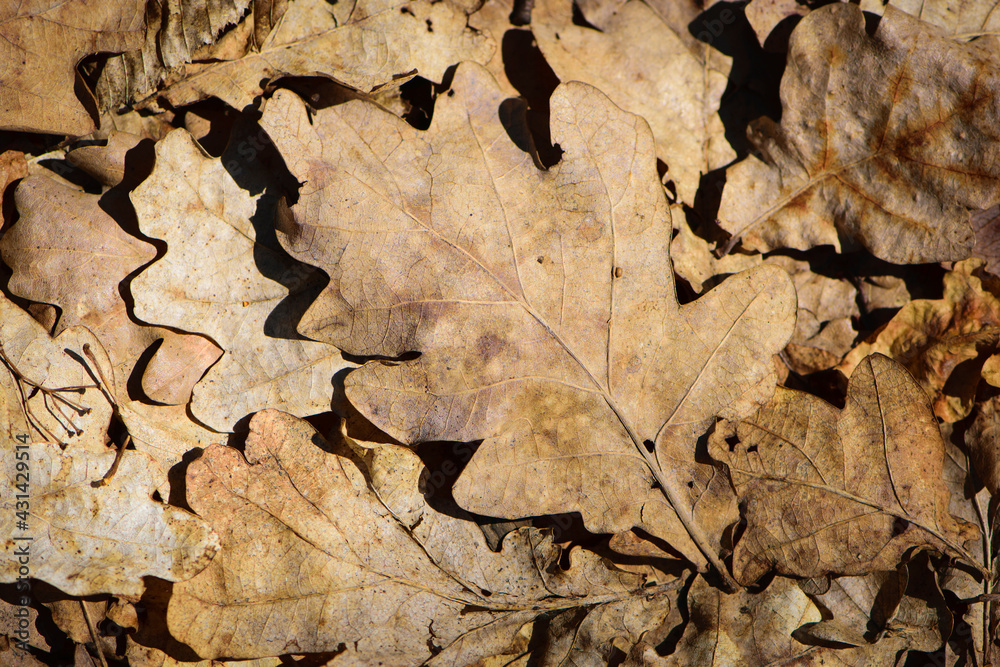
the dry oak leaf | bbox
[711,353,980,585]
[130,129,349,431]
[259,63,797,583]
[150,0,494,111]
[656,575,883,667]
[858,0,1000,42]
[0,0,145,135]
[0,441,218,597]
[531,0,735,204]
[840,259,1000,423]
[0,296,112,451]
[718,3,1000,264]
[95,0,289,113]
[0,174,223,406]
[798,557,951,656]
[168,410,677,662]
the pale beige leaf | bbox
[0,175,222,405]
[0,443,218,597]
[168,410,676,661]
[153,0,494,110]
[711,354,980,584]
[0,0,144,135]
[531,0,735,203]
[858,0,1000,41]
[0,298,111,451]
[259,63,796,582]
[719,3,1000,264]
[130,129,349,431]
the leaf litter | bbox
[2,0,1000,664]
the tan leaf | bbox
[798,557,950,655]
[531,0,735,203]
[258,63,796,582]
[151,0,494,111]
[711,353,980,584]
[0,174,222,406]
[718,3,1000,264]
[0,297,111,451]
[168,410,678,661]
[95,0,289,113]
[744,0,809,49]
[0,0,145,136]
[858,0,1000,41]
[130,129,350,431]
[840,259,1000,422]
[659,575,855,666]
[0,442,218,597]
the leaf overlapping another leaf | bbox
[712,353,979,585]
[719,3,1000,264]
[259,63,797,582]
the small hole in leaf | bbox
[747,444,758,453]
[643,439,655,453]
[447,89,455,97]
[725,434,739,452]
[650,480,662,491]
[686,481,694,488]
[480,588,492,596]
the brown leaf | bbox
[0,174,222,406]
[130,129,349,430]
[967,396,1000,495]
[258,63,797,582]
[657,575,883,666]
[168,410,677,661]
[531,0,735,203]
[841,259,1000,422]
[711,353,980,584]
[0,0,145,136]
[95,0,290,113]
[798,557,950,655]
[718,3,1000,264]
[150,0,495,111]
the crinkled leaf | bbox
[258,63,796,581]
[0,443,218,597]
[168,410,677,661]
[711,353,980,584]
[719,3,1000,264]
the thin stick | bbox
[79,600,109,667]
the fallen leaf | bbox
[0,0,145,135]
[711,353,980,584]
[718,3,1000,264]
[0,174,222,405]
[130,128,349,431]
[168,410,678,661]
[0,442,218,597]
[966,396,1000,495]
[840,259,1000,422]
[531,0,735,203]
[658,575,887,666]
[150,0,495,111]
[859,0,1000,41]
[95,0,290,114]
[798,557,949,655]
[259,63,796,581]
[0,296,111,451]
